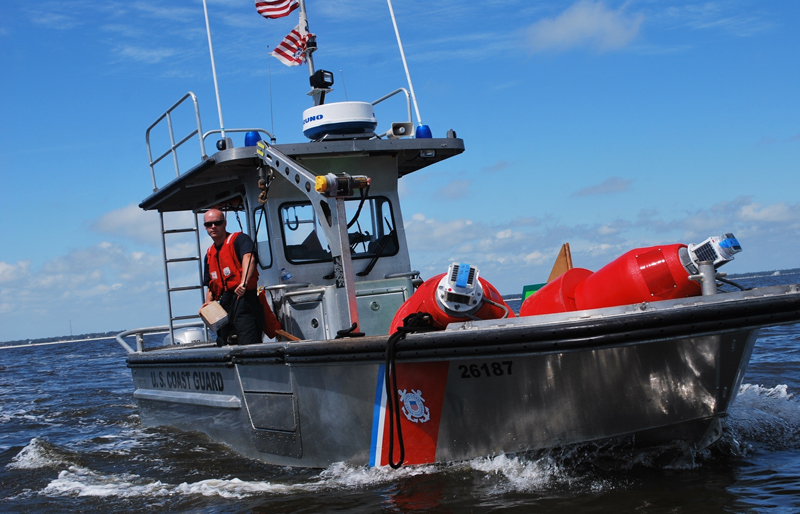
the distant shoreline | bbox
[0,335,119,349]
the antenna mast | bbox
[386,0,423,126]
[299,0,316,76]
[202,0,226,140]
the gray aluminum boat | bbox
[116,5,800,469]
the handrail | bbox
[261,283,312,292]
[115,321,206,354]
[384,270,420,279]
[202,128,276,149]
[372,88,412,125]
[145,93,282,192]
[145,92,205,192]
[285,287,326,298]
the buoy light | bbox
[436,263,483,314]
[415,124,432,138]
[244,131,262,147]
[682,232,743,275]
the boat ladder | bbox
[145,92,209,345]
[159,213,208,344]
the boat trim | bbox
[133,388,242,409]
[122,284,800,364]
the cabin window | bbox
[253,204,272,268]
[279,196,398,264]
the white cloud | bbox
[117,45,178,64]
[738,202,796,223]
[0,261,30,284]
[526,0,644,53]
[573,177,634,196]
[481,161,510,173]
[29,11,81,30]
[91,203,164,246]
[597,224,618,236]
[405,214,477,251]
[0,242,166,341]
[434,179,473,201]
[405,197,800,294]
[662,4,773,37]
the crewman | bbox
[200,208,264,345]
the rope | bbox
[384,312,436,468]
[718,276,749,291]
[347,185,370,228]
[258,166,273,205]
[335,322,365,339]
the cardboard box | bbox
[200,301,228,331]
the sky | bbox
[1,0,799,341]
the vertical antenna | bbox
[202,0,225,138]
[386,0,422,126]
[268,46,275,136]
[340,70,349,100]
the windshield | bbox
[279,196,397,264]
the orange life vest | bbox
[206,232,259,298]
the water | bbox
[2,271,799,513]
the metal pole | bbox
[298,0,316,77]
[386,0,422,125]
[202,0,226,138]
[297,0,323,106]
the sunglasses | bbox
[204,220,225,228]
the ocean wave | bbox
[468,453,583,493]
[728,383,800,450]
[36,458,439,500]
[20,385,800,503]
[5,438,77,470]
[42,465,174,498]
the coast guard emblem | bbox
[398,389,430,423]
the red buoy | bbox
[390,264,515,333]
[575,244,700,310]
[519,268,592,316]
[520,244,701,316]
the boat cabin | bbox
[141,94,464,343]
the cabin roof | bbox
[140,137,464,212]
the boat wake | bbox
[726,383,800,451]
[6,384,798,502]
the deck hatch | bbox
[243,392,297,432]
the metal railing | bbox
[115,321,207,354]
[202,128,275,154]
[145,92,205,192]
[372,87,412,124]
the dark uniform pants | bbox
[217,289,265,345]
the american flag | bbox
[271,24,313,66]
[255,0,299,20]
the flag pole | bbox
[202,0,226,140]
[298,0,315,76]
[297,0,323,106]
[386,0,423,126]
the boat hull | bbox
[126,283,800,468]
[131,329,753,467]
